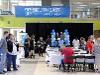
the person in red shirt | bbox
[86,37,94,54]
[60,45,74,71]
[86,36,94,71]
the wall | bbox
[0,16,100,30]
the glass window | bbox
[70,0,100,19]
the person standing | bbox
[0,31,9,74]
[79,37,86,50]
[29,37,34,58]
[86,36,94,71]
[7,34,18,71]
[31,34,35,53]
[72,37,80,49]
[86,37,94,54]
[24,35,30,58]
[93,35,100,72]
[60,32,65,40]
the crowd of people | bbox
[58,35,100,72]
[24,35,46,58]
[72,35,95,54]
[0,31,100,74]
[0,31,46,74]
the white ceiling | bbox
[70,0,100,11]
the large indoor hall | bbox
[0,0,100,75]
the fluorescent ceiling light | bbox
[79,5,87,6]
[77,7,85,8]
[92,3,100,5]
[12,4,18,5]
[97,6,100,7]
[74,2,83,4]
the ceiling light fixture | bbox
[97,6,100,8]
[92,3,100,5]
[79,5,87,6]
[75,2,83,4]
[77,7,85,8]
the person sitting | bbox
[60,45,74,72]
[37,37,45,57]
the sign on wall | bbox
[15,6,70,18]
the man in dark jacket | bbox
[24,35,30,58]
[37,37,45,57]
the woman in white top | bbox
[7,34,18,71]
[72,38,80,49]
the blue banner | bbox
[15,6,70,18]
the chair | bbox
[65,56,76,72]
[84,56,95,71]
[75,55,85,71]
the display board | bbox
[15,6,70,17]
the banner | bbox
[15,6,70,18]
[19,32,27,45]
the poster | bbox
[15,6,70,17]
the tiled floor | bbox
[3,55,100,75]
